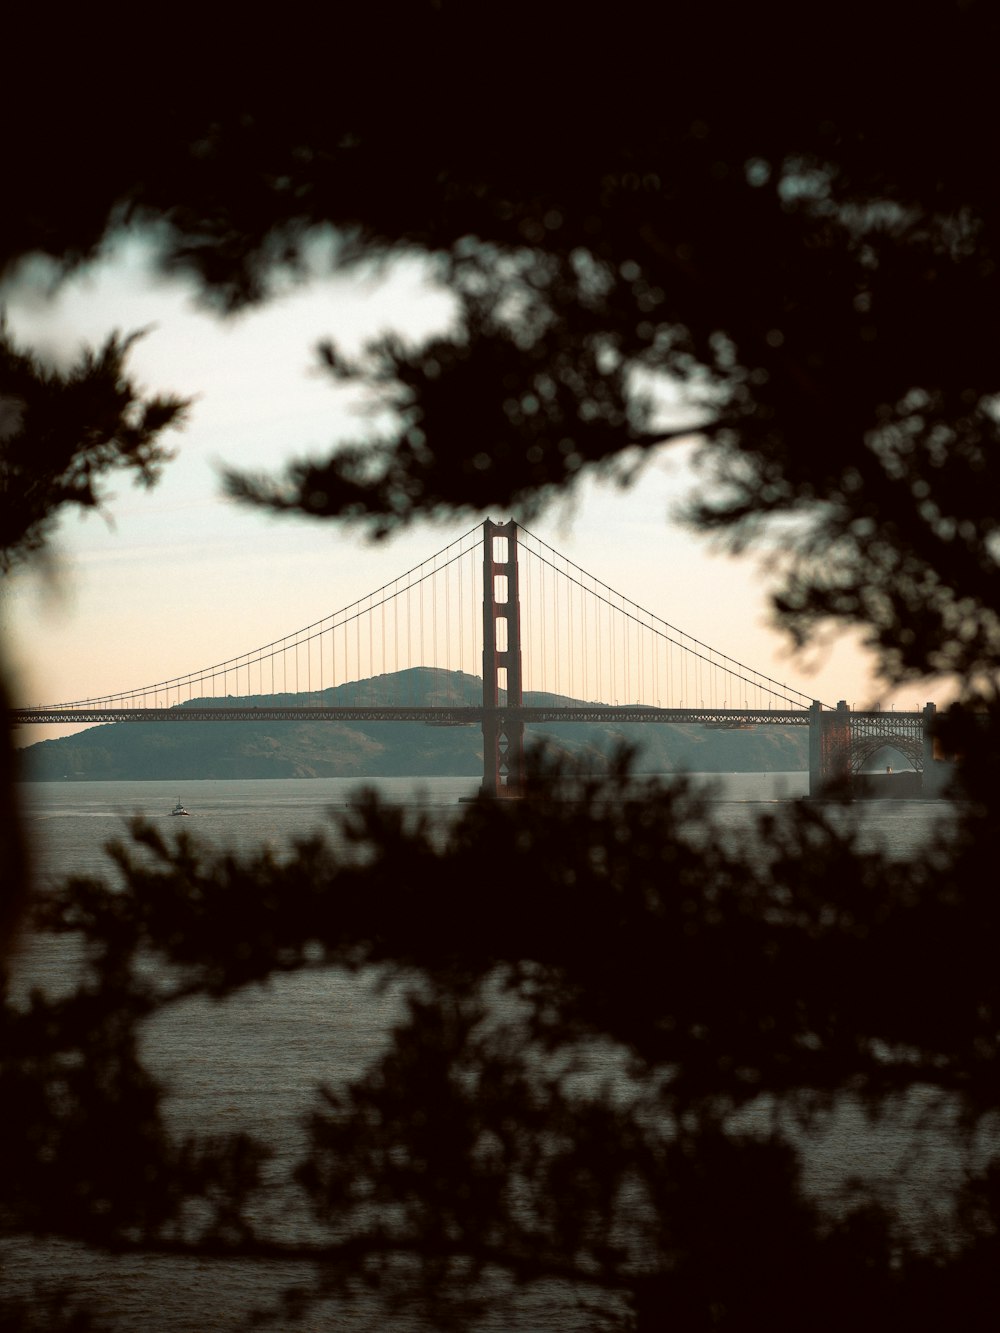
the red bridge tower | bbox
[481,519,524,797]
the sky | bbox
[2,235,910,747]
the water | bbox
[17,777,485,883]
[3,776,969,1329]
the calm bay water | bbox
[5,776,972,1330]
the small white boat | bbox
[170,799,190,816]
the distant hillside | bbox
[17,668,808,781]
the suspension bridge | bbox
[12,521,946,796]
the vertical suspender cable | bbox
[567,558,574,700]
[582,571,588,702]
[457,555,464,695]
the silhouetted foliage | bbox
[5,4,1000,1327]
[5,749,1000,1327]
[4,3,1000,680]
[0,325,187,573]
[0,323,186,956]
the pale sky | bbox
[3,235,909,746]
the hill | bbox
[16,668,808,781]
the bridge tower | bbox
[481,519,524,797]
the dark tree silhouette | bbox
[5,751,1000,1328]
[0,325,187,958]
[0,327,187,575]
[6,4,1000,684]
[4,4,1000,1327]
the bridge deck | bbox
[11,706,930,728]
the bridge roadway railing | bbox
[13,705,816,727]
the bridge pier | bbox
[921,701,951,798]
[481,520,524,797]
[808,699,950,799]
[808,701,823,798]
[809,699,853,797]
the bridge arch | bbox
[809,701,945,796]
[846,713,925,774]
[849,736,923,774]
